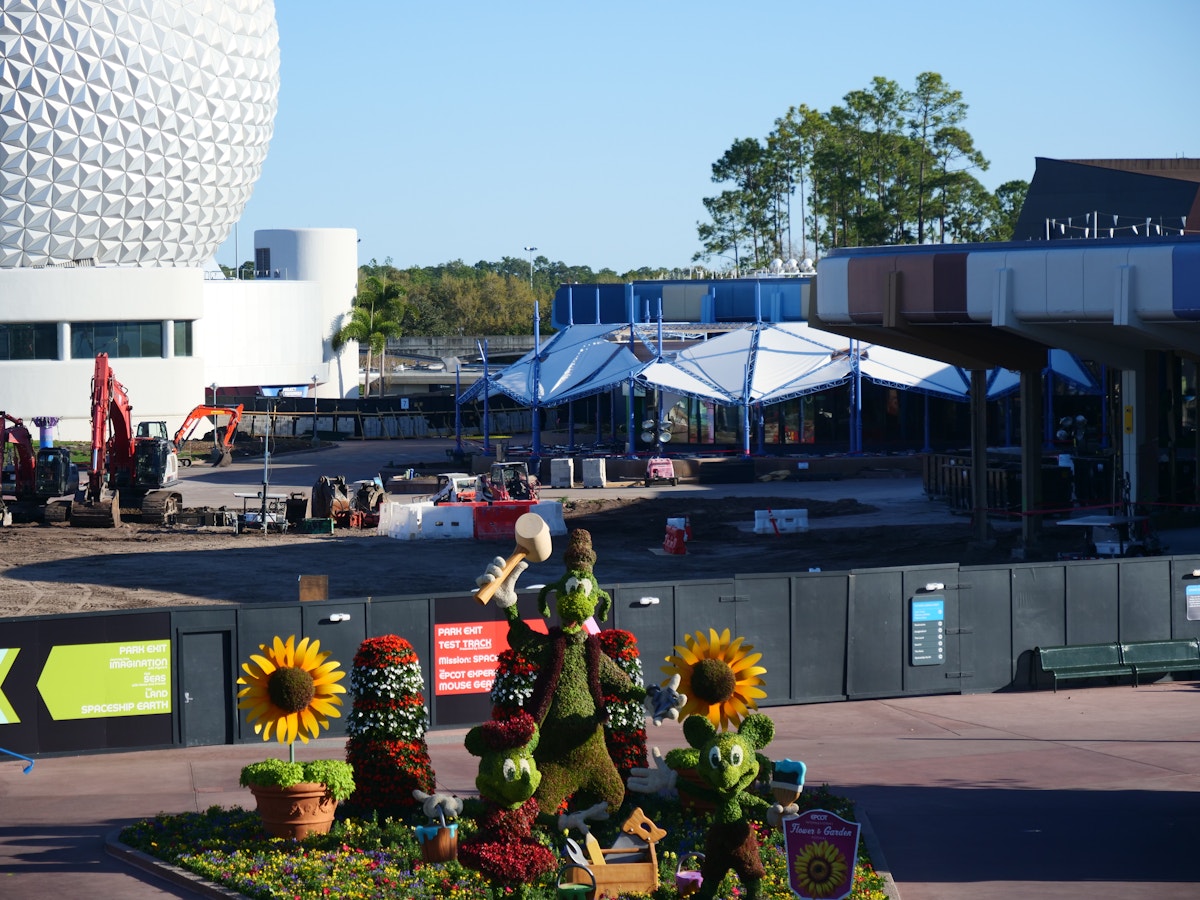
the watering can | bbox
[556,861,596,899]
[675,851,705,897]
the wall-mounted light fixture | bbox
[328,613,351,623]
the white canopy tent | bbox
[458,324,648,407]
[986,350,1098,399]
[458,320,1105,455]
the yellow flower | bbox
[662,627,766,730]
[794,840,848,898]
[236,634,346,744]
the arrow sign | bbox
[0,648,19,724]
[36,641,171,721]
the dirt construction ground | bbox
[0,438,1096,620]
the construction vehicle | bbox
[484,461,540,501]
[71,353,182,527]
[1,412,78,524]
[310,475,386,528]
[431,472,480,504]
[173,403,244,467]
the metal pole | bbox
[523,245,537,290]
[531,300,542,468]
[261,399,273,533]
[454,363,463,455]
[311,376,320,446]
[478,339,491,455]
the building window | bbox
[255,247,270,279]
[70,321,166,358]
[0,323,57,360]
[174,320,193,357]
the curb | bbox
[857,809,902,900]
[105,830,250,900]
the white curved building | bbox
[0,2,357,440]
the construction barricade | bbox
[378,499,567,541]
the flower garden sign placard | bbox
[784,809,861,900]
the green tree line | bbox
[233,71,1030,360]
[695,72,1029,271]
[328,257,689,394]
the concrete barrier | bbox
[473,500,537,539]
[754,508,809,534]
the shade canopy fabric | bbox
[986,350,1099,399]
[636,322,971,406]
[457,321,993,410]
[458,324,648,406]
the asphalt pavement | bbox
[2,682,1199,899]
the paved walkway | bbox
[2,682,1199,899]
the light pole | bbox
[523,245,537,290]
[209,382,218,407]
[311,375,320,446]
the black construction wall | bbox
[5,554,1200,756]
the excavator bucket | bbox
[71,496,121,528]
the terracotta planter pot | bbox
[415,823,458,863]
[249,782,337,839]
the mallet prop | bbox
[473,513,553,605]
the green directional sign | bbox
[0,648,19,724]
[36,640,172,721]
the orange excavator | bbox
[173,403,244,467]
[71,353,182,527]
[1,412,77,524]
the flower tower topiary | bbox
[598,628,649,782]
[344,635,434,816]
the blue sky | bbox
[215,0,1197,274]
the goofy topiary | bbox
[478,527,650,817]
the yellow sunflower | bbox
[237,635,346,744]
[793,840,848,898]
[661,627,766,730]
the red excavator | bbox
[71,354,182,527]
[173,403,244,467]
[0,412,77,524]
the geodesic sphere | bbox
[0,0,280,268]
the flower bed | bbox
[119,787,889,900]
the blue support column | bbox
[454,364,463,454]
[531,301,542,468]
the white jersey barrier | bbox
[378,500,567,540]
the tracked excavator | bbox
[71,354,183,527]
[1,412,78,524]
[173,403,244,466]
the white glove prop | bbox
[475,556,527,609]
[647,673,687,726]
[767,802,800,828]
[626,746,678,795]
[557,801,610,835]
[412,789,463,824]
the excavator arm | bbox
[173,404,244,449]
[74,353,182,526]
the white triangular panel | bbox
[0,0,279,267]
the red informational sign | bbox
[784,809,861,900]
[433,618,547,695]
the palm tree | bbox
[333,274,405,397]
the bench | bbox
[1035,643,1131,691]
[1119,639,1200,687]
